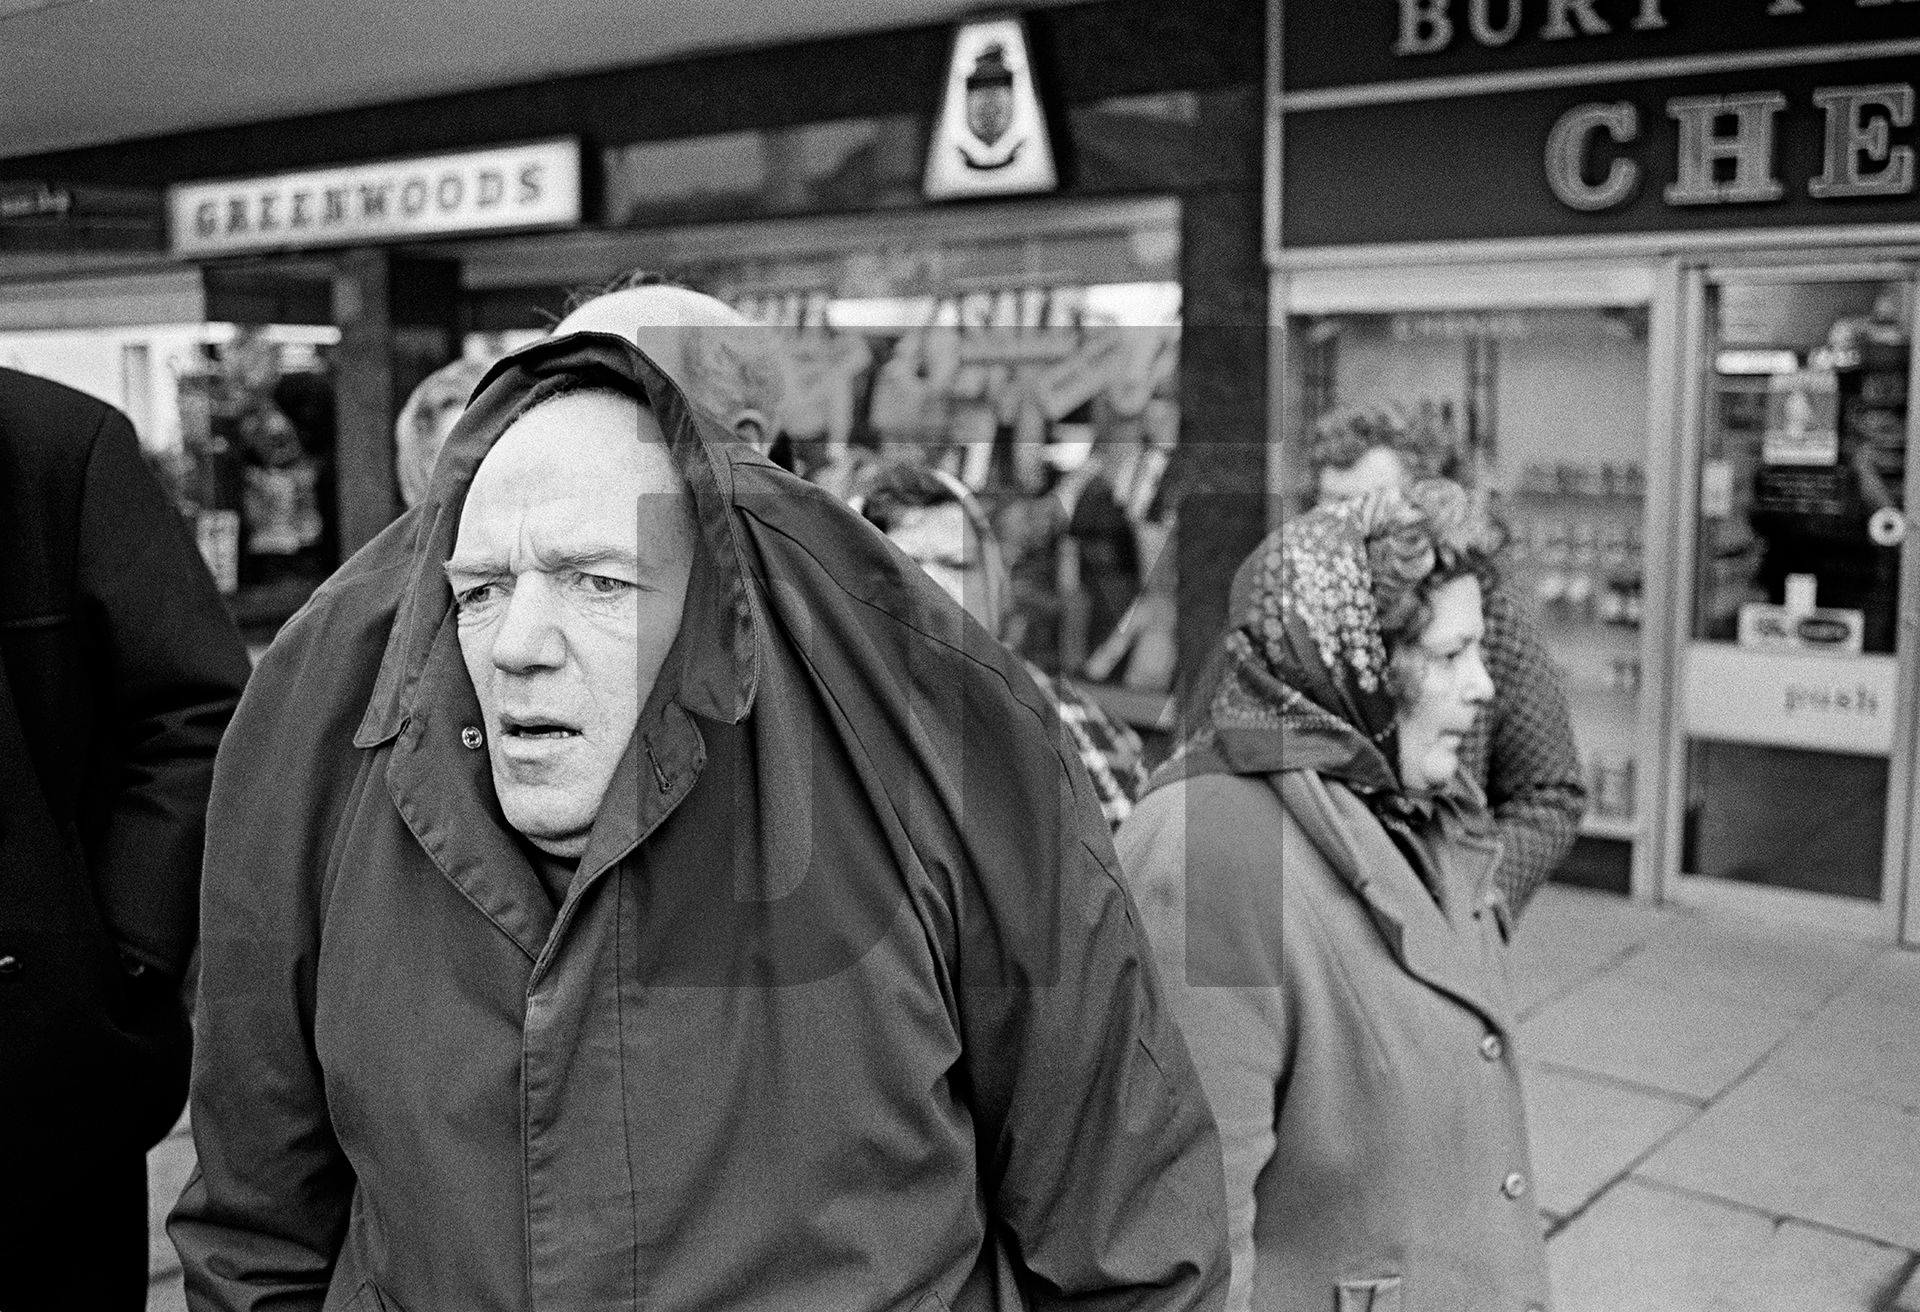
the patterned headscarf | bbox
[1167,492,1408,799]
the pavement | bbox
[144,884,1920,1311]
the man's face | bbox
[447,391,694,858]
[1315,444,1410,505]
[884,501,994,631]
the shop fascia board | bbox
[1282,257,1657,316]
[0,264,205,330]
[453,195,1182,292]
[1274,223,1920,274]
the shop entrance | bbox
[1673,262,1920,940]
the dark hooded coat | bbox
[171,334,1227,1312]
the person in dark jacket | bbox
[1310,405,1585,924]
[171,332,1228,1311]
[0,368,250,1310]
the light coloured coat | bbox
[1116,768,1553,1312]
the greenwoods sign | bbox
[168,139,581,258]
[1274,1,1920,249]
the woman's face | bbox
[1395,575,1495,793]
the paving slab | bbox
[1518,972,1797,1102]
[147,1271,186,1312]
[1637,1071,1920,1251]
[1548,1178,1913,1312]
[1888,1260,1920,1312]
[1522,1064,1699,1219]
[1508,887,1668,1017]
[1760,951,1920,1112]
[147,1114,193,1280]
[1605,913,1877,1020]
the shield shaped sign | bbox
[924,16,1058,201]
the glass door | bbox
[1676,266,1918,932]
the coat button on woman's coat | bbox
[1480,1032,1504,1061]
[0,955,21,978]
[460,726,484,750]
[1502,1171,1527,1199]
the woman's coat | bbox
[1117,767,1552,1312]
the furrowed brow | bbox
[443,557,506,583]
[530,543,641,574]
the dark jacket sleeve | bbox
[957,727,1230,1310]
[76,408,250,978]
[1472,589,1586,921]
[169,573,391,1311]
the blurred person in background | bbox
[1310,404,1583,926]
[395,356,492,509]
[552,269,784,452]
[393,273,787,513]
[857,459,1150,828]
[1118,484,1552,1312]
[172,333,1227,1311]
[0,368,249,1310]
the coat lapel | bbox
[1278,771,1512,1036]
[384,615,555,961]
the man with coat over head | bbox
[172,332,1227,1311]
[0,368,250,1309]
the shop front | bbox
[1270,0,1920,943]
[0,0,1266,721]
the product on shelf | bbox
[1589,753,1636,820]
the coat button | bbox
[1480,1032,1505,1061]
[461,725,484,750]
[0,955,20,979]
[1502,1171,1528,1199]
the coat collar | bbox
[382,611,711,964]
[1278,770,1513,1036]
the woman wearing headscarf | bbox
[1116,483,1553,1312]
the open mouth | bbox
[501,714,581,742]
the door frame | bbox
[1661,254,1920,945]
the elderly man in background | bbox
[1309,404,1586,926]
[552,271,785,451]
[173,329,1227,1311]
[392,274,785,514]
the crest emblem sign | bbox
[924,16,1058,200]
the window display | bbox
[664,223,1184,701]
[1289,307,1652,856]
[159,327,339,634]
[0,322,339,633]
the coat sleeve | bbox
[168,586,382,1311]
[1116,781,1289,1312]
[955,748,1230,1310]
[75,407,251,979]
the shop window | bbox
[731,280,1183,694]
[1286,307,1654,887]
[173,325,340,630]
